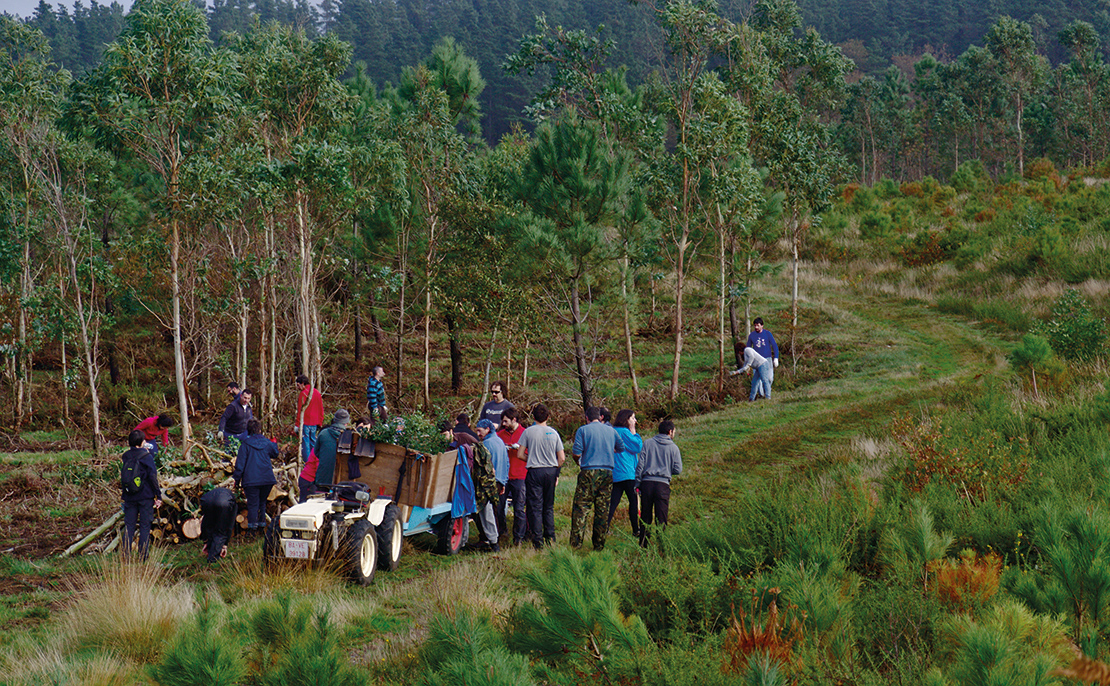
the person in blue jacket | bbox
[120,430,161,560]
[608,409,644,537]
[233,419,278,534]
[746,318,779,380]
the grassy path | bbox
[674,286,1011,512]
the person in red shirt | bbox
[496,408,528,545]
[134,414,173,461]
[294,374,324,466]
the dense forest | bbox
[8,0,1110,148]
[2,0,1110,455]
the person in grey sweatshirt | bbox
[636,419,682,547]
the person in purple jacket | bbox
[608,409,643,537]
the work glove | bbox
[217,431,225,441]
[773,358,779,368]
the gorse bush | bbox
[1035,288,1107,361]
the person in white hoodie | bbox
[731,346,773,402]
[636,419,682,547]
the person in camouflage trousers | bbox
[471,423,501,551]
[569,406,624,550]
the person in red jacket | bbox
[294,374,324,465]
[496,408,528,545]
[134,414,173,462]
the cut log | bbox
[61,511,123,557]
[182,518,202,539]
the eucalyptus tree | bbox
[517,112,628,412]
[1054,21,1109,168]
[729,0,851,370]
[74,0,240,448]
[385,39,483,409]
[984,16,1048,177]
[0,18,66,428]
[227,22,358,406]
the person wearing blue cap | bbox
[477,418,509,542]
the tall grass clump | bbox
[62,555,194,663]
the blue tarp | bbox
[450,446,477,518]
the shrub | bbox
[261,610,364,686]
[149,594,246,686]
[420,610,534,686]
[858,211,894,240]
[1034,288,1108,361]
[1007,504,1110,649]
[951,160,991,194]
[928,549,1001,614]
[619,546,725,638]
[507,549,651,682]
[932,599,1070,686]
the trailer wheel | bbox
[377,503,402,571]
[344,519,378,585]
[435,515,467,555]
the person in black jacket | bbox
[120,430,161,560]
[199,486,236,563]
[233,419,278,534]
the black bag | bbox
[121,451,144,495]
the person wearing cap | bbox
[478,381,514,430]
[471,419,503,551]
[477,418,509,543]
[314,408,350,490]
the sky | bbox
[1,0,133,19]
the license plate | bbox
[284,540,311,559]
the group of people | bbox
[441,383,684,552]
[120,315,778,563]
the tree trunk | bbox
[729,236,743,369]
[790,206,800,375]
[171,213,191,449]
[716,211,726,396]
[17,235,31,427]
[669,232,687,401]
[522,338,529,389]
[620,254,639,405]
[446,312,462,393]
[570,280,594,413]
[354,303,362,362]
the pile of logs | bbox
[63,439,301,557]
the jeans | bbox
[122,499,154,560]
[300,425,318,465]
[243,484,273,530]
[526,467,559,548]
[502,478,527,543]
[751,360,773,400]
[639,480,671,547]
[608,479,640,536]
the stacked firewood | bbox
[62,440,300,557]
